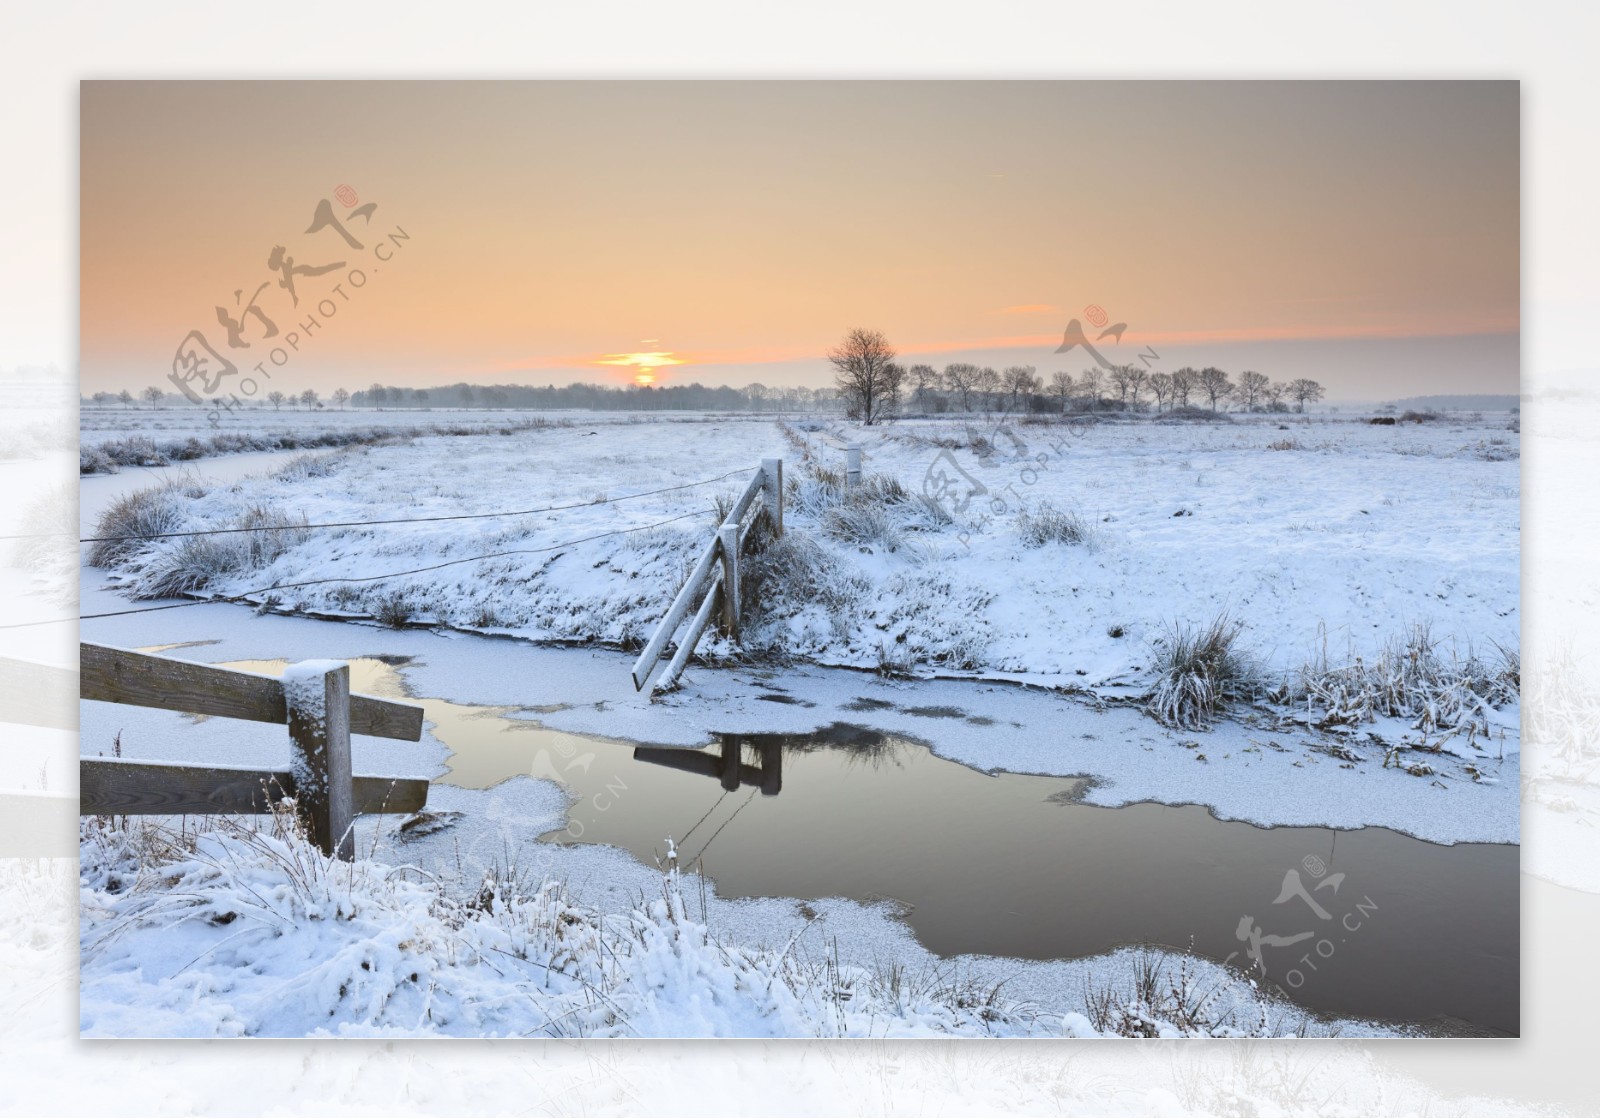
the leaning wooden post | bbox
[846,445,862,489]
[285,660,353,860]
[719,522,741,640]
[762,458,784,537]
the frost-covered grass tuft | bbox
[1014,502,1095,548]
[141,508,308,599]
[1146,612,1261,729]
[823,502,903,550]
[87,481,192,567]
[1071,944,1331,1038]
[743,532,872,620]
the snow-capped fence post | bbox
[719,522,741,640]
[78,643,427,833]
[284,661,354,860]
[846,445,862,488]
[762,457,784,537]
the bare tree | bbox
[267,390,285,410]
[908,364,938,412]
[1288,378,1326,412]
[942,363,979,413]
[1126,367,1150,409]
[1050,370,1074,413]
[828,328,899,425]
[974,367,1000,413]
[1149,371,1173,412]
[1077,367,1104,411]
[1262,380,1288,411]
[300,388,319,409]
[1170,367,1196,408]
[1196,367,1233,411]
[1108,365,1135,408]
[1002,365,1039,412]
[332,387,350,409]
[1236,371,1270,412]
[141,386,163,407]
[117,389,134,409]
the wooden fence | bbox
[80,642,428,859]
[630,459,783,693]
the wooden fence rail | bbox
[80,642,427,859]
[630,459,782,693]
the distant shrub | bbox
[79,418,563,475]
[1399,410,1439,424]
[1155,406,1233,424]
[1367,416,1397,426]
[1266,438,1303,451]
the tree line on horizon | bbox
[87,329,1327,421]
[827,327,1325,425]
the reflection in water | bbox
[222,657,1518,1035]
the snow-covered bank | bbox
[86,413,1518,691]
[78,814,1391,1039]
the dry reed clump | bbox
[1286,623,1520,734]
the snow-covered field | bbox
[81,403,584,441]
[73,405,1523,1039]
[87,409,1519,699]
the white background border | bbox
[3,2,1595,1113]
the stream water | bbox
[227,656,1518,1036]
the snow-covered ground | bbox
[82,812,1359,1040]
[72,406,1523,1038]
[81,403,585,441]
[86,411,1519,685]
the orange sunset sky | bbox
[80,80,1518,399]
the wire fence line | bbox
[4,505,718,632]
[2,467,751,545]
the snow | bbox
[79,411,1520,845]
[69,406,1523,1039]
[77,815,1384,1040]
[87,412,1519,689]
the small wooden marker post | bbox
[719,522,741,640]
[846,445,862,489]
[762,457,784,537]
[285,661,354,860]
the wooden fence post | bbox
[285,661,353,859]
[846,445,862,488]
[719,522,741,640]
[719,735,743,792]
[762,457,784,537]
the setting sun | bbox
[596,350,686,386]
